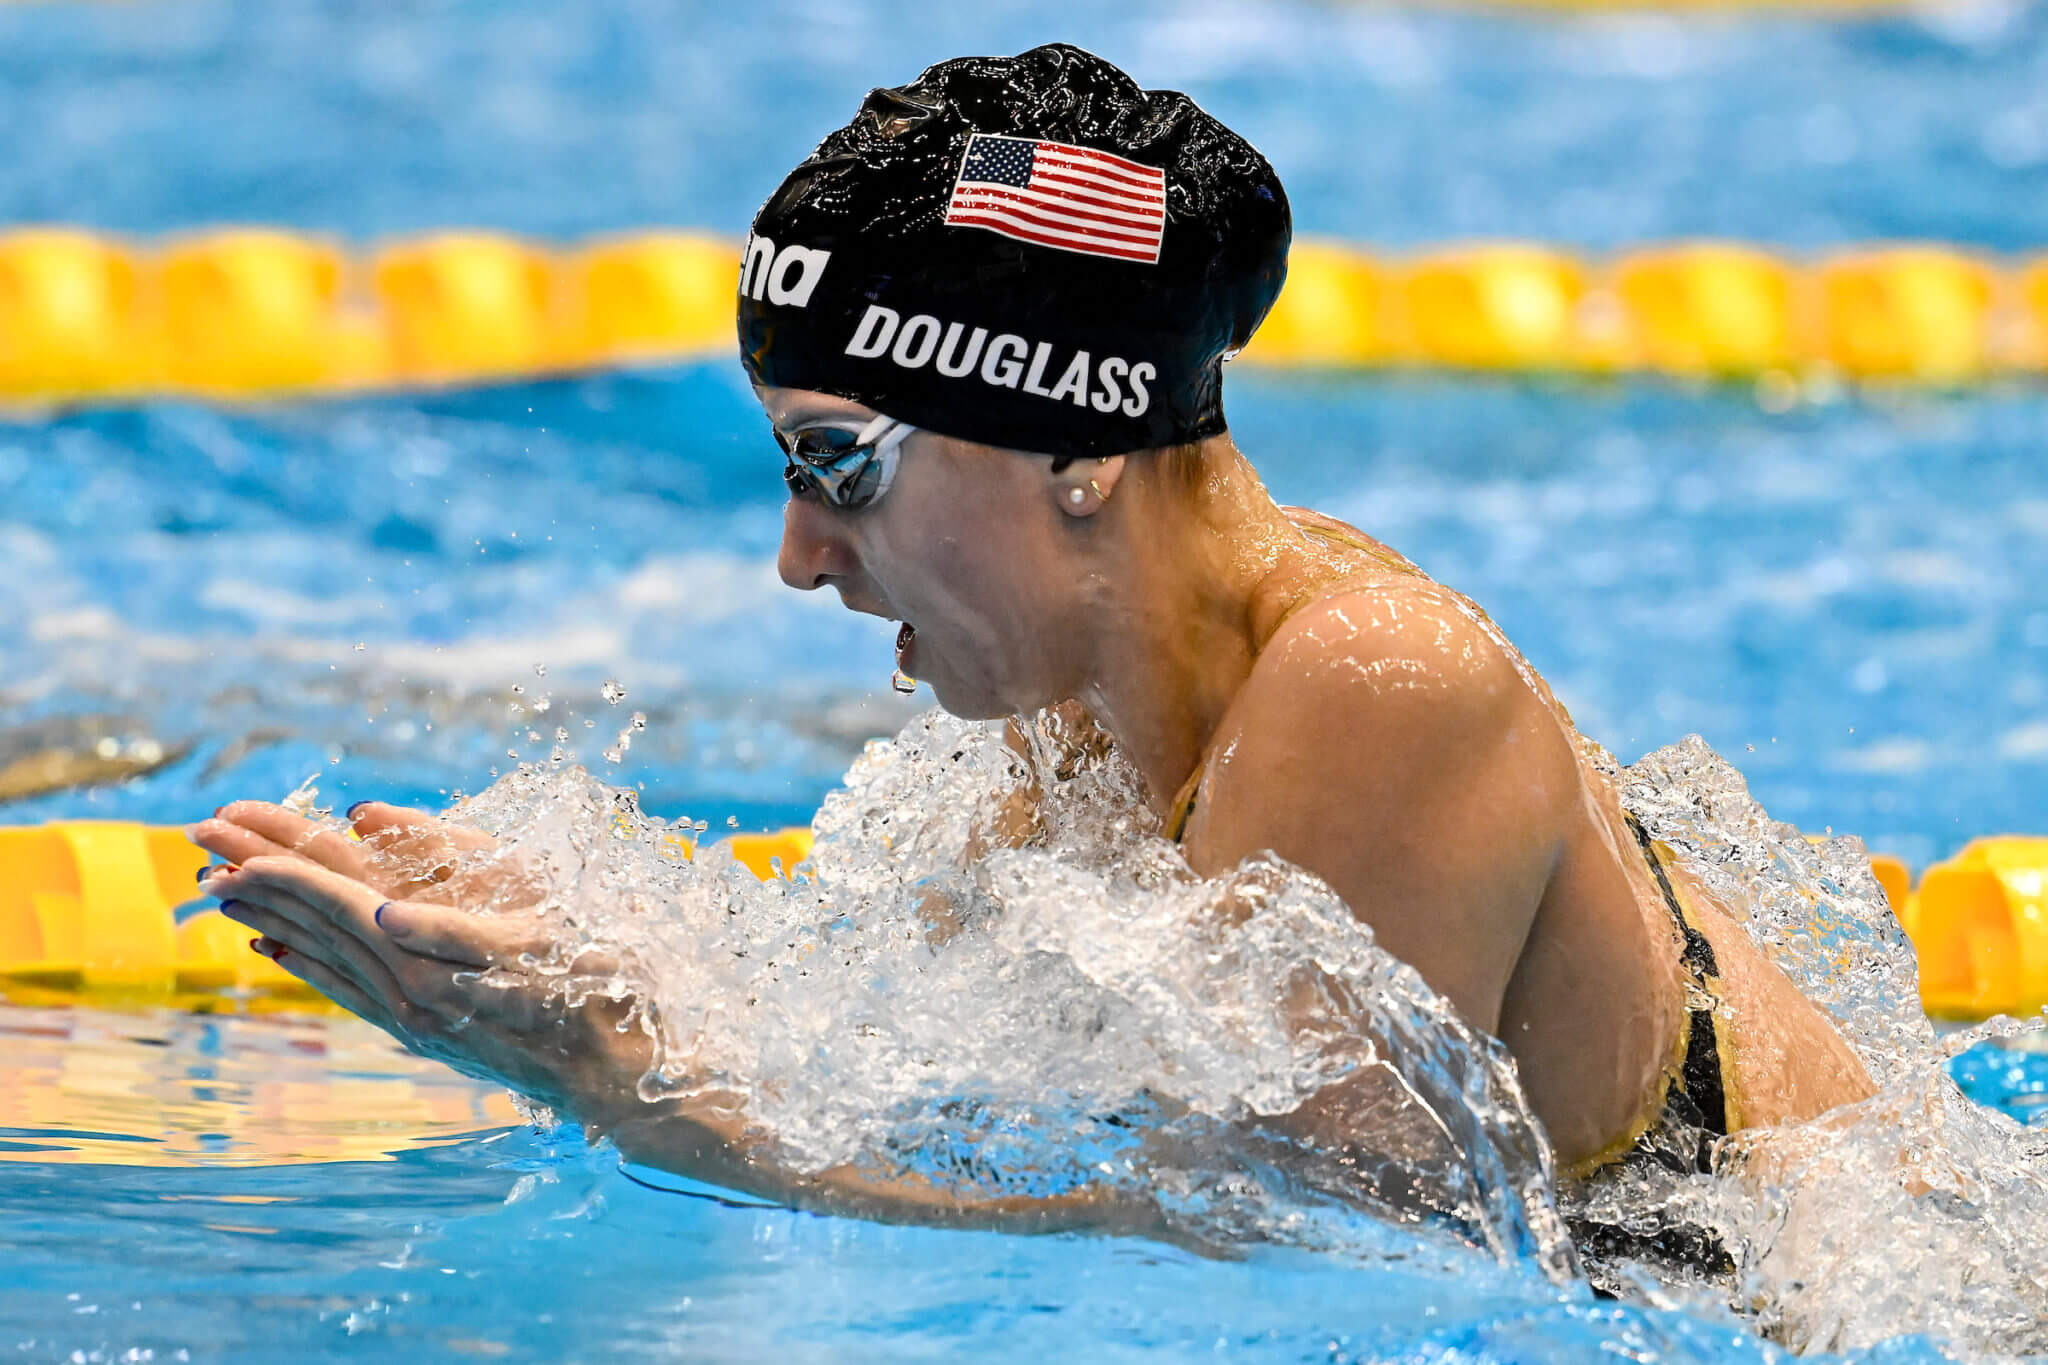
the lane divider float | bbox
[4,228,2048,402]
[0,820,813,1012]
[1873,840,2048,1020]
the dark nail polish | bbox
[196,865,212,882]
[271,945,289,962]
[248,937,267,956]
[347,800,370,820]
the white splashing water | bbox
[1576,735,2048,1355]
[395,714,2043,1356]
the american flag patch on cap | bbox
[944,133,1166,264]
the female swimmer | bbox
[193,44,1874,1239]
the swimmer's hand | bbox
[192,800,535,908]
[191,802,644,1116]
[193,800,1170,1237]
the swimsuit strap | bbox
[1624,811,1735,1149]
[1164,763,1203,844]
[1562,816,1743,1182]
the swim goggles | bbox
[776,414,916,511]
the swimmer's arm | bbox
[592,1099,1170,1237]
[1181,592,1577,1035]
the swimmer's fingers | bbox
[350,801,496,852]
[216,873,494,1036]
[349,808,540,908]
[213,856,575,1005]
[214,855,441,980]
[247,935,399,1037]
[211,801,379,881]
[188,815,300,872]
[350,803,497,892]
[366,901,547,971]
[217,896,415,1036]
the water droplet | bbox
[726,815,739,828]
[630,711,647,731]
[535,663,548,677]
[353,642,366,652]
[602,680,627,705]
[511,684,524,695]
[601,746,623,764]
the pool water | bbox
[3,1006,2038,1363]
[4,0,2048,1359]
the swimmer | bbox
[193,44,1874,1241]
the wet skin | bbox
[193,391,1874,1224]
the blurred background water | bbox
[3,0,2047,1360]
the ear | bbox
[1054,455,1128,519]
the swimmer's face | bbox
[760,385,1094,720]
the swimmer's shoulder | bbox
[1279,506,1423,578]
[1264,506,1577,732]
[1201,578,1576,856]
[1191,583,1580,1024]
[1240,578,1539,764]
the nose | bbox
[778,494,860,591]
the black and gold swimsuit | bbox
[1600,811,1740,1172]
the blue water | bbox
[3,0,2048,1360]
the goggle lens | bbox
[775,419,908,511]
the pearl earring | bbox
[1067,486,1088,507]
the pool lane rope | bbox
[0,820,812,1014]
[3,229,2048,404]
[0,820,2040,1021]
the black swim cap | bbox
[737,43,1291,461]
